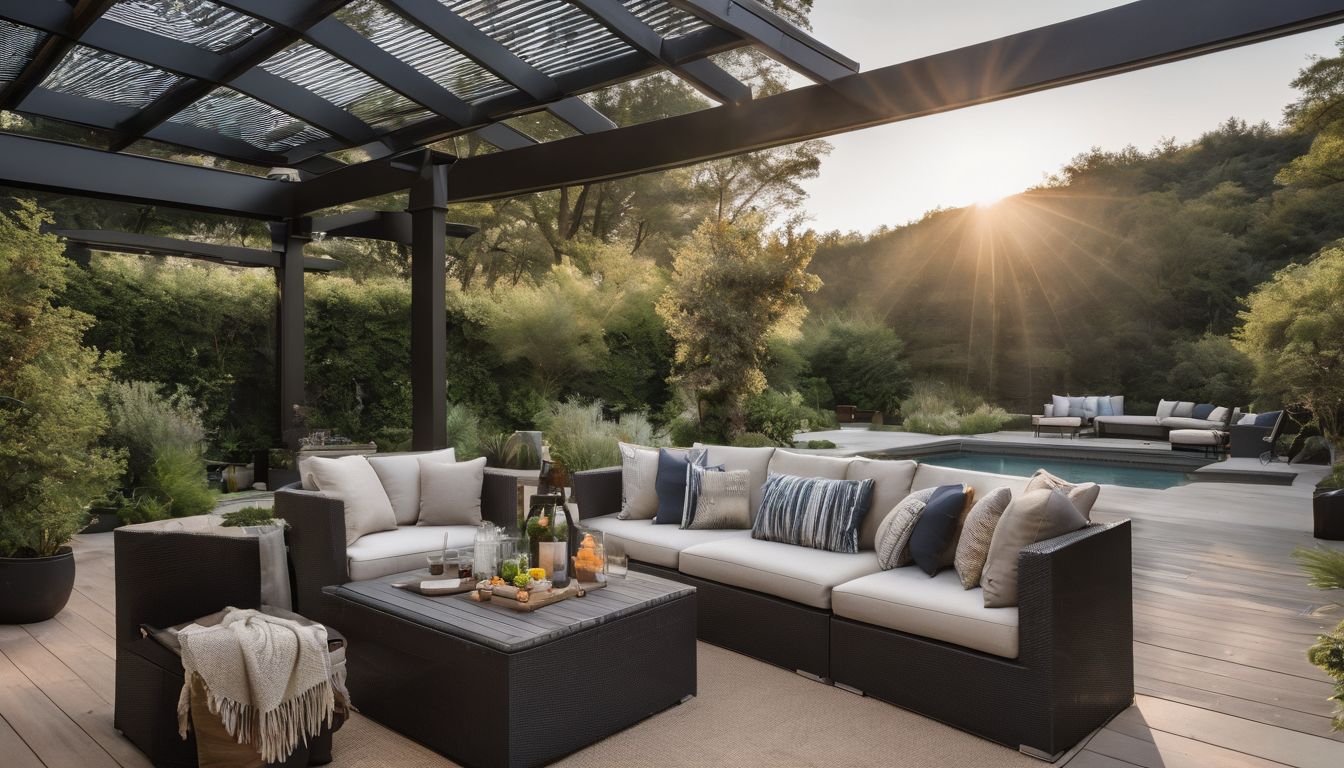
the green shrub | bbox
[805,439,837,449]
[1293,546,1344,730]
[536,399,620,472]
[799,317,913,416]
[104,380,205,487]
[744,388,836,445]
[221,506,283,528]
[900,381,1013,436]
[144,446,217,518]
[445,402,482,458]
[731,432,776,448]
[667,416,704,448]
[1321,463,1344,491]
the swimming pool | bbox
[915,451,1194,490]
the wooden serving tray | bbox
[469,579,604,612]
[391,574,478,596]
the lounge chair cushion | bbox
[846,458,918,550]
[581,514,752,568]
[1158,417,1221,430]
[1051,395,1069,419]
[346,525,476,581]
[832,569,1019,658]
[1067,396,1086,417]
[1110,395,1125,415]
[1082,396,1100,419]
[367,449,456,525]
[678,537,881,609]
[1169,429,1223,446]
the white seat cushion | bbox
[1094,415,1161,427]
[1169,429,1222,446]
[678,537,880,609]
[1036,417,1081,427]
[1159,417,1221,430]
[911,464,1029,499]
[832,568,1019,658]
[581,515,752,568]
[346,525,477,582]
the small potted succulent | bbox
[1316,463,1344,541]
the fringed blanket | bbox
[177,608,335,764]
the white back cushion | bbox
[307,455,398,546]
[912,463,1030,498]
[847,458,917,551]
[696,445,776,519]
[368,449,456,525]
[768,449,852,480]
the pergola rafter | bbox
[0,0,116,111]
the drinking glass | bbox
[607,554,629,578]
[426,553,444,576]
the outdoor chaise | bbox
[1093,400,1237,440]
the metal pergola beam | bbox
[666,0,858,82]
[565,0,750,104]
[308,209,477,243]
[0,132,290,218]
[290,147,452,215]
[443,0,1344,202]
[52,228,342,271]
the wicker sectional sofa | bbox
[276,449,1132,760]
[573,448,1133,760]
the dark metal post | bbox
[409,165,450,450]
[271,221,309,449]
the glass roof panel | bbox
[0,22,48,87]
[41,46,183,108]
[442,0,638,78]
[168,87,330,151]
[103,0,270,53]
[261,41,434,131]
[622,0,711,39]
[337,0,514,104]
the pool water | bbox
[917,452,1193,490]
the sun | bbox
[975,193,1007,209]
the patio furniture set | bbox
[257,445,1132,765]
[1035,395,1285,458]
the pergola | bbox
[1,0,1342,451]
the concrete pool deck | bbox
[794,427,1331,491]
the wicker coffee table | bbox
[324,570,696,768]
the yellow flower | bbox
[528,568,547,581]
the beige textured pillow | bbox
[368,449,455,525]
[954,486,1012,589]
[617,442,660,520]
[306,455,397,546]
[417,456,487,526]
[1024,469,1099,520]
[875,488,935,569]
[686,468,752,529]
[981,488,1088,608]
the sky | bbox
[798,0,1344,234]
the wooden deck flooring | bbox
[3,477,1343,767]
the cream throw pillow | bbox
[980,488,1088,608]
[306,455,397,546]
[418,456,487,526]
[875,488,936,569]
[1024,469,1100,520]
[368,449,455,525]
[954,486,1012,589]
[617,442,660,520]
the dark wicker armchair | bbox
[114,526,336,767]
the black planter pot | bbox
[1314,489,1344,541]
[0,547,76,624]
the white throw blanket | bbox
[177,608,335,764]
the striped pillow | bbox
[752,473,876,554]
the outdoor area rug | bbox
[329,641,1038,767]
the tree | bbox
[0,200,123,557]
[1279,39,1344,188]
[658,216,821,438]
[801,317,913,416]
[1236,245,1344,461]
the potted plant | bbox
[1316,463,1344,541]
[0,201,122,624]
[1293,547,1344,729]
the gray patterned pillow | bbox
[876,488,935,569]
[685,467,752,529]
[954,486,1012,588]
[752,473,876,553]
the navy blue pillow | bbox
[908,484,968,577]
[1254,410,1281,428]
[1192,403,1216,420]
[654,448,706,524]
